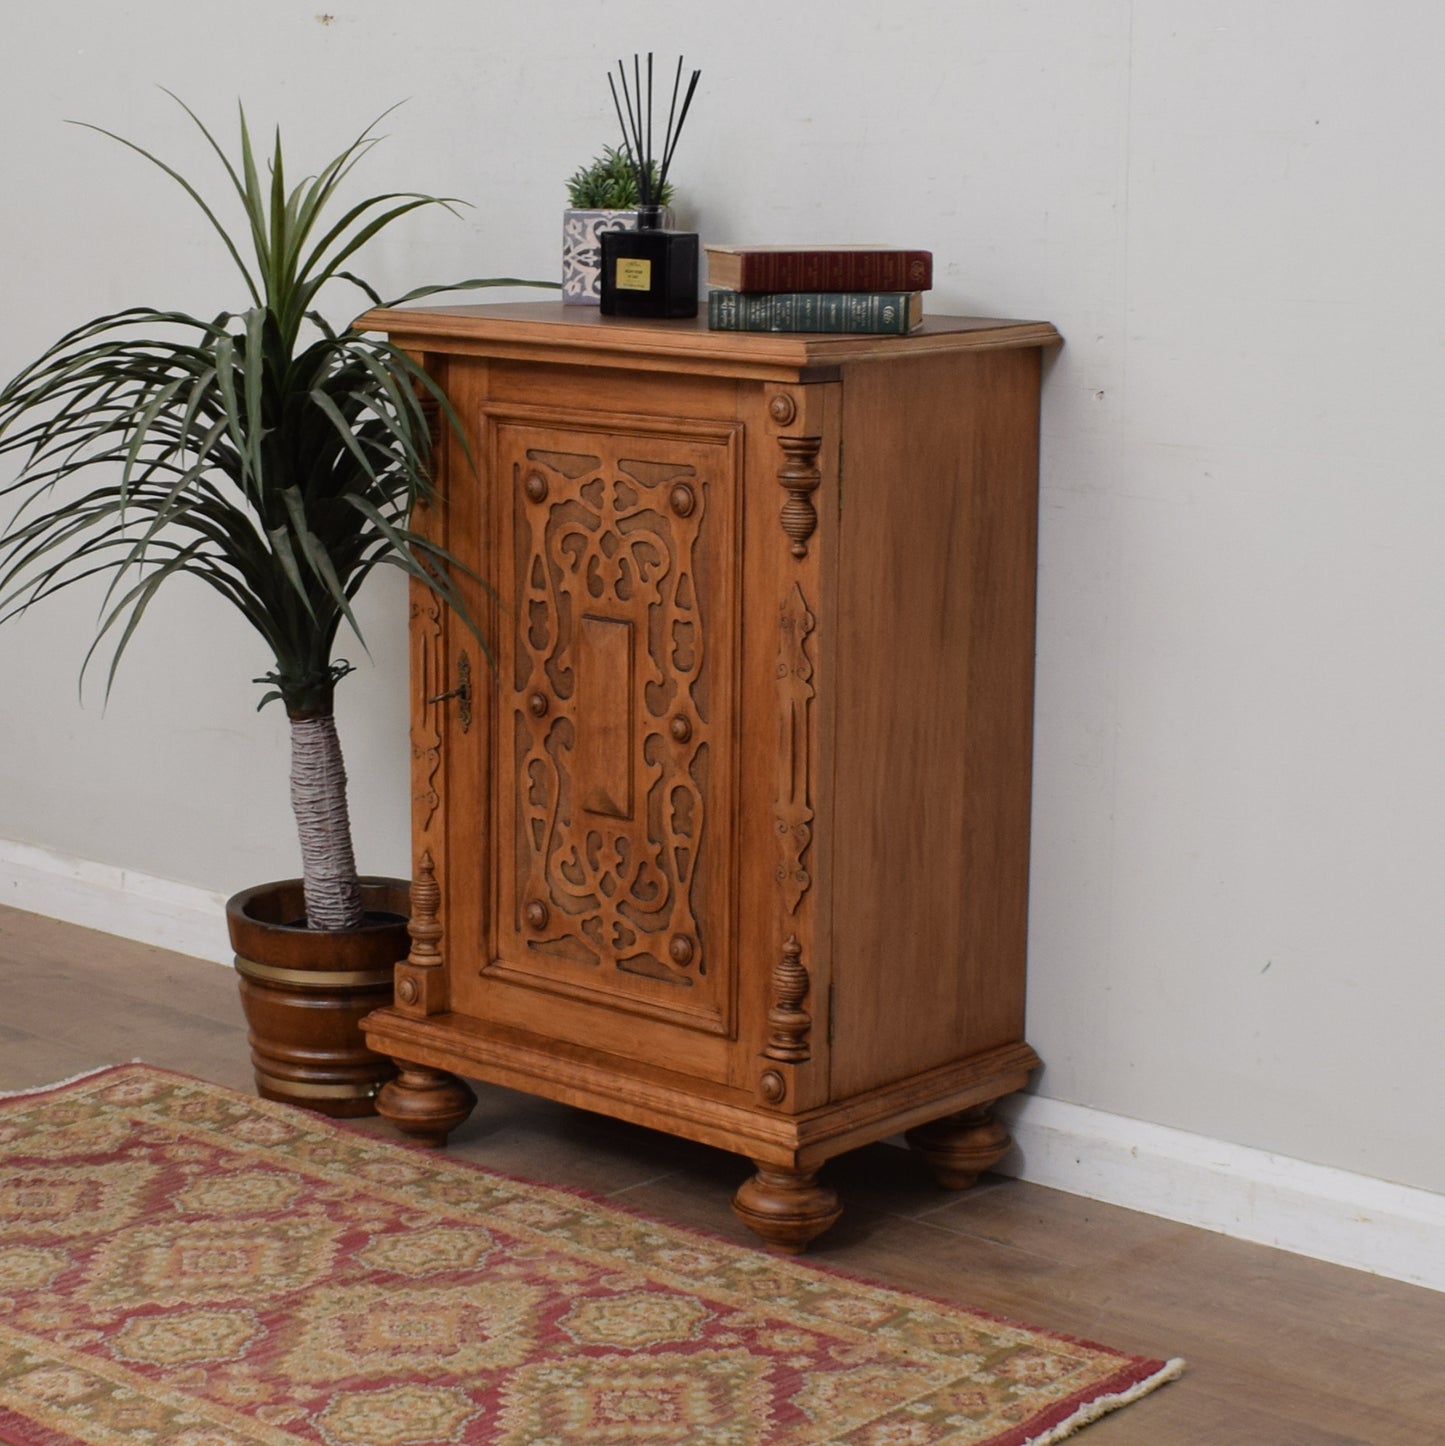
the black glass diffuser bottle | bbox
[598,54,701,319]
[600,205,699,318]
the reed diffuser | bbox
[600,54,702,318]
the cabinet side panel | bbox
[829,347,1041,1100]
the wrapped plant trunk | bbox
[289,713,363,931]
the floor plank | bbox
[2,903,1442,1443]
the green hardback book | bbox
[706,289,924,334]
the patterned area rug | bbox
[0,1065,1181,1445]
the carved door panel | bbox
[480,412,741,1067]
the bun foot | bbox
[905,1104,1012,1189]
[732,1164,842,1254]
[376,1061,476,1147]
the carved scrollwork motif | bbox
[511,442,714,990]
[775,582,816,914]
[410,595,444,832]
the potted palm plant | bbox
[0,95,552,1114]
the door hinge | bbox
[827,983,836,1046]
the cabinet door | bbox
[467,409,743,1079]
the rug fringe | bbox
[1022,1357,1187,1445]
[0,1060,144,1100]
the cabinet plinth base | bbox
[362,1012,1038,1250]
[904,1105,1013,1190]
[732,1164,842,1254]
[375,1061,476,1147]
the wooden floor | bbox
[2,904,1442,1444]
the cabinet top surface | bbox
[354,301,1060,373]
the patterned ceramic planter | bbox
[563,208,636,305]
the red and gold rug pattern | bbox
[0,1065,1181,1445]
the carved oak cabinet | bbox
[358,302,1059,1252]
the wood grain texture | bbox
[828,346,1042,1097]
[359,303,1055,1248]
[356,302,1062,381]
[490,418,738,1041]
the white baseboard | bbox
[2,837,1439,1292]
[994,1093,1444,1293]
[0,838,232,967]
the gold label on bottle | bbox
[616,258,653,291]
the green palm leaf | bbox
[0,94,557,927]
[1,96,555,714]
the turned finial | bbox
[764,934,812,1062]
[406,851,443,970]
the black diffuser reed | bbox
[600,54,702,318]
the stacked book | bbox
[704,244,932,334]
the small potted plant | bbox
[562,145,675,304]
[0,95,553,1114]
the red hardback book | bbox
[704,244,934,293]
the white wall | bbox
[2,2,1443,1202]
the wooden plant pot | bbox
[227,877,408,1117]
